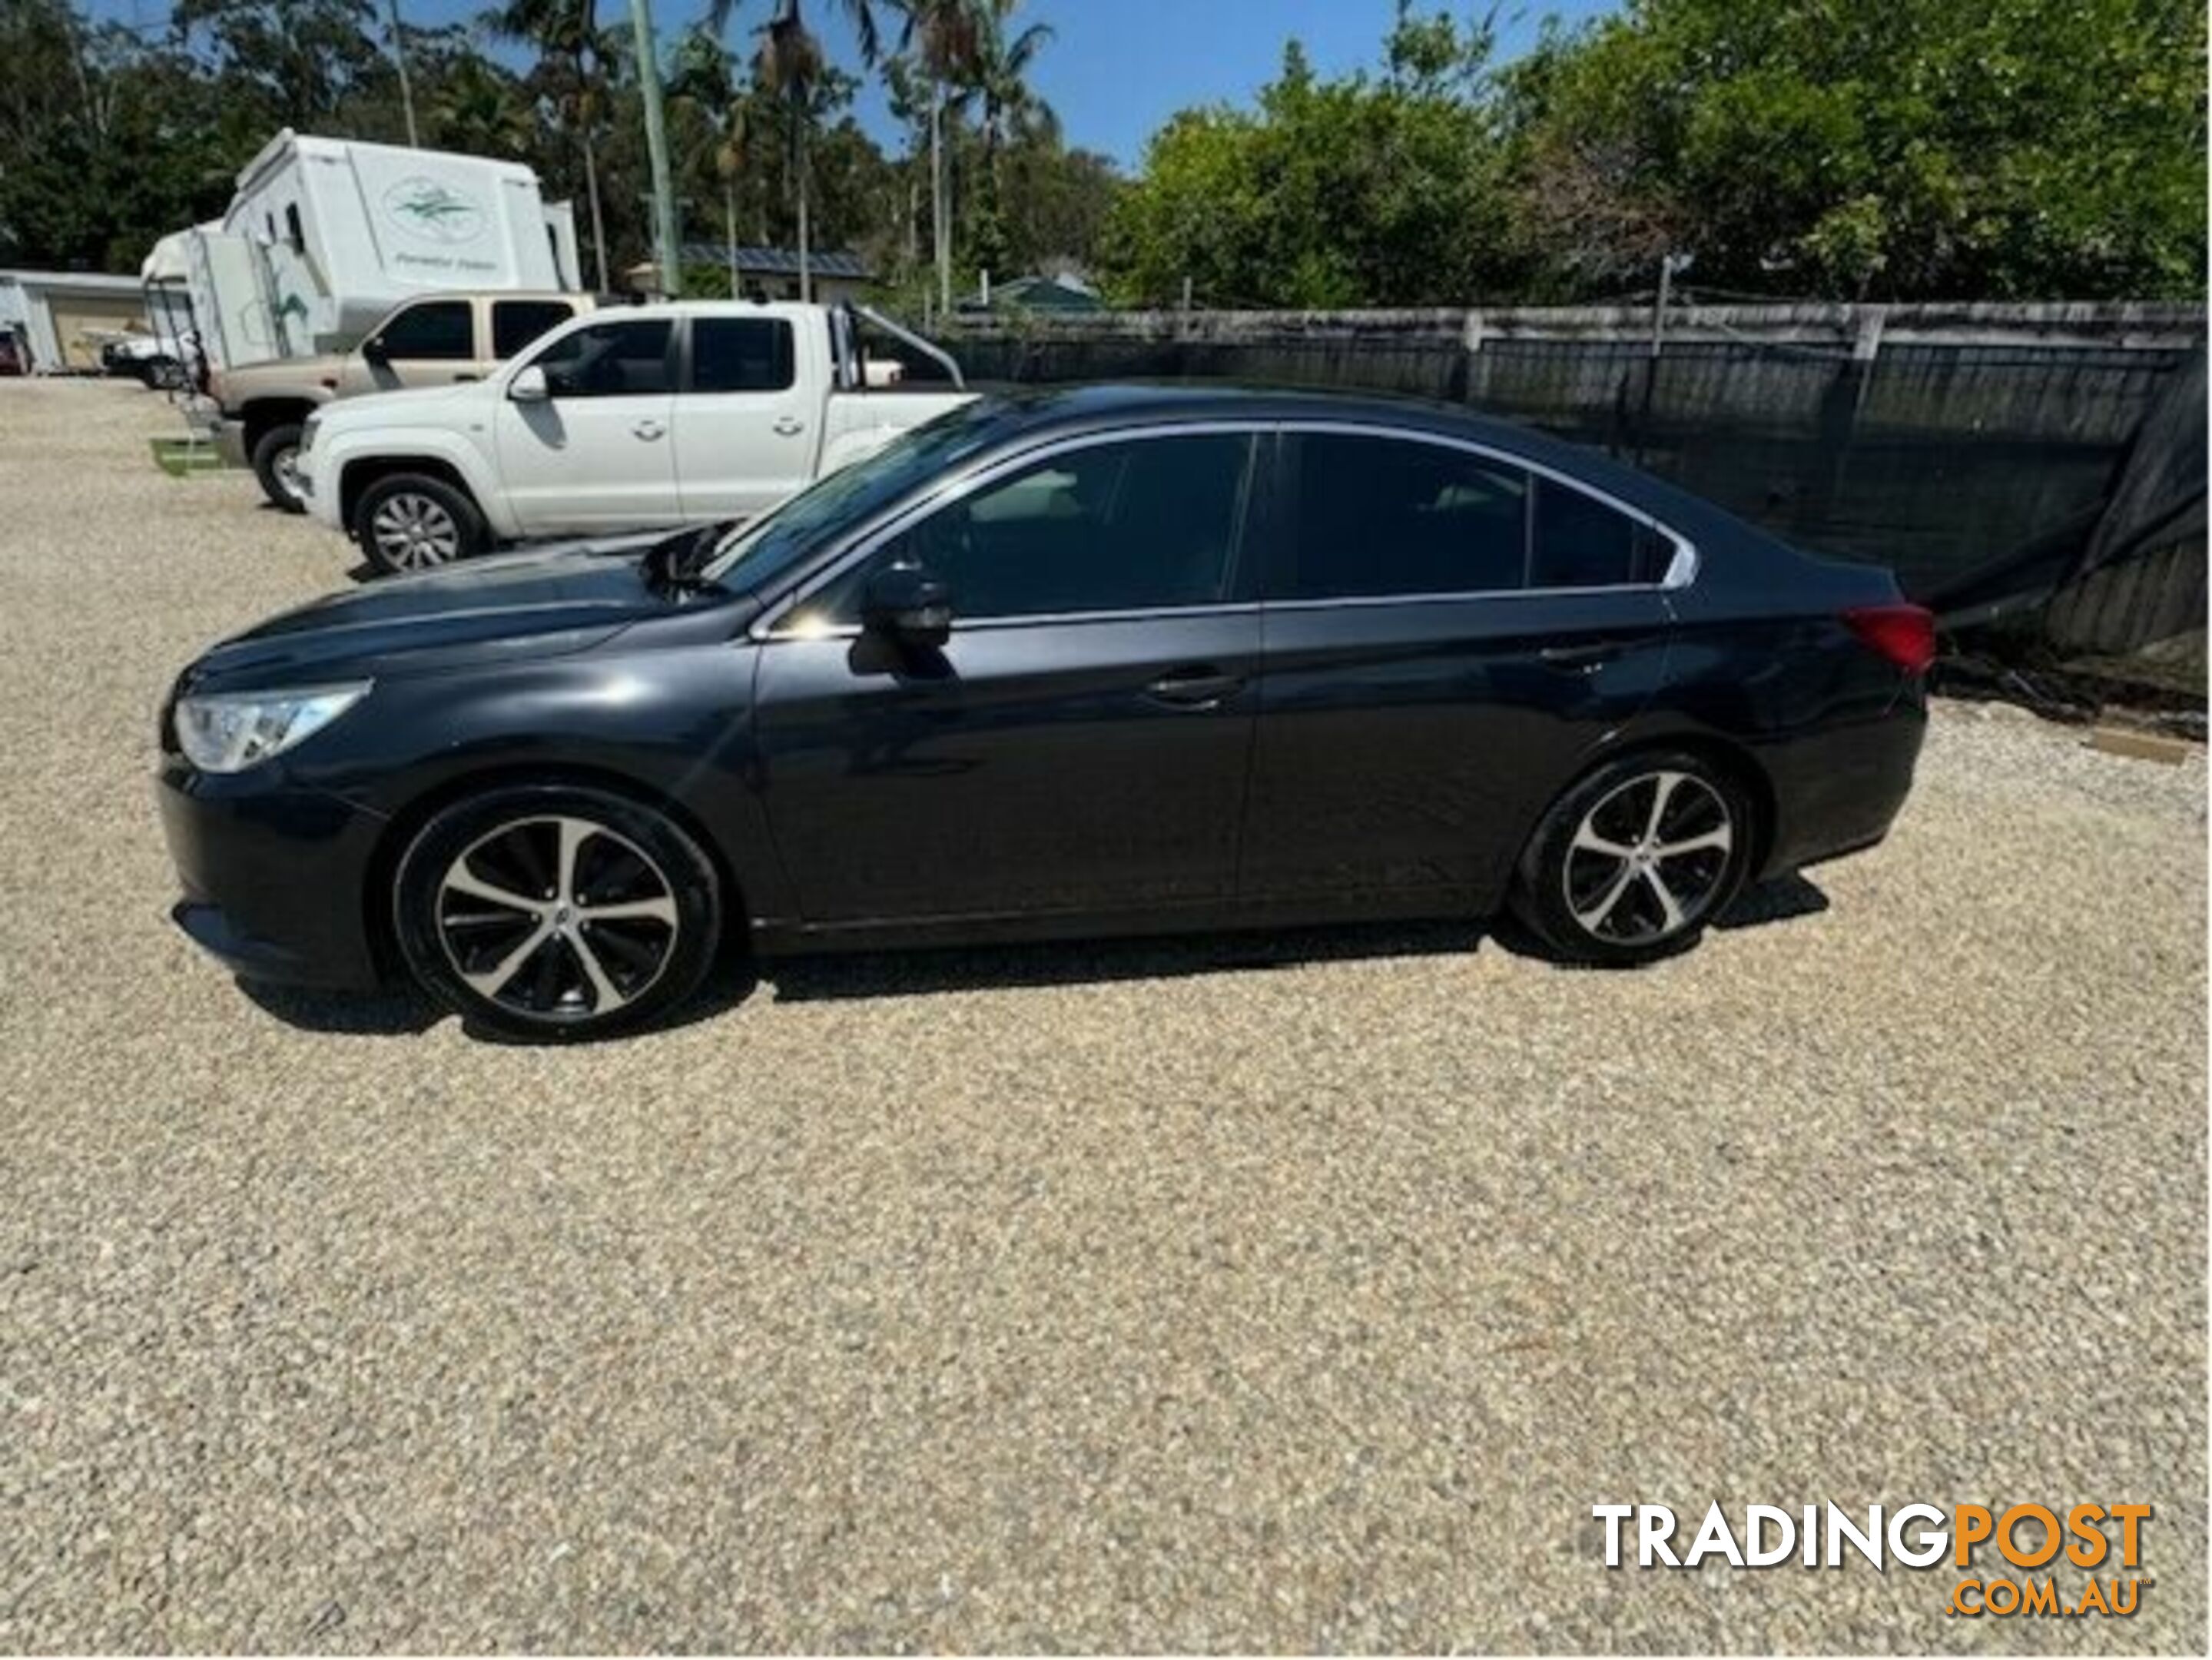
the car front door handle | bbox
[1539,642,1622,670]
[632,419,665,441]
[1144,668,1245,709]
[772,416,805,437]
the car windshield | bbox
[701,399,1013,593]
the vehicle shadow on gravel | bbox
[231,875,1829,1028]
[764,875,1831,1003]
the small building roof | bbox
[678,244,874,281]
[962,273,1106,313]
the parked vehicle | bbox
[297,300,971,574]
[210,290,598,511]
[95,328,188,388]
[157,385,1932,1039]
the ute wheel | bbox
[354,472,487,576]
[393,785,723,1041]
[1511,750,1755,966]
[250,423,309,513]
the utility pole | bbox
[629,0,683,297]
[386,0,419,148]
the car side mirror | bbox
[861,563,953,646]
[509,364,550,403]
[361,336,390,366]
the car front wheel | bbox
[393,786,724,1040]
[250,423,308,513]
[354,473,488,575]
[1512,751,1754,965]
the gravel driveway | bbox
[1,381,2204,1652]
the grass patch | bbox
[150,437,230,477]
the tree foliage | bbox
[1502,0,2208,300]
[1103,9,1520,307]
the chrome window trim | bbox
[749,414,1700,642]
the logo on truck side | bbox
[382,178,486,245]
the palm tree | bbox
[482,0,615,291]
[895,0,991,314]
[967,0,1053,278]
[668,25,755,293]
[429,55,542,162]
[707,2,882,302]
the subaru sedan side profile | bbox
[156,387,1930,1039]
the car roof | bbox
[960,382,1763,554]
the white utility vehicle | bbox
[300,301,972,574]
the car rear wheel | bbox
[355,473,487,576]
[250,423,309,513]
[1511,751,1753,965]
[393,786,723,1040]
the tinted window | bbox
[691,317,796,392]
[376,300,473,361]
[284,204,304,254]
[1531,476,1665,587]
[529,318,673,397]
[491,300,575,360]
[1287,434,1527,599]
[827,435,1255,621]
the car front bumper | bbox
[155,758,390,989]
[209,417,248,469]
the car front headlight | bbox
[174,681,370,774]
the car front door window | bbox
[810,433,1256,626]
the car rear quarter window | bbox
[529,319,674,397]
[376,300,473,361]
[1530,475,1670,587]
[823,433,1256,622]
[691,317,798,393]
[1286,433,1527,599]
[491,300,577,360]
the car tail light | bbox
[1842,603,1937,675]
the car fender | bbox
[320,425,519,540]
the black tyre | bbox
[1510,750,1755,966]
[250,423,309,513]
[354,472,488,576]
[394,785,724,1040]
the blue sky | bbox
[88,1,1617,169]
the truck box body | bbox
[163,131,582,374]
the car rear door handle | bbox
[772,416,805,437]
[1144,668,1244,709]
[632,419,665,440]
[1539,642,1622,669]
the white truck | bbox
[300,301,974,573]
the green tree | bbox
[963,0,1053,277]
[894,0,990,311]
[482,0,618,290]
[1102,8,1517,307]
[1503,0,2208,300]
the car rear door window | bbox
[376,300,473,361]
[491,300,576,360]
[827,434,1256,622]
[1285,433,1528,599]
[691,317,797,392]
[1530,475,1670,587]
[528,318,674,397]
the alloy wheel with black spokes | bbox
[1514,752,1754,964]
[395,786,722,1038]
